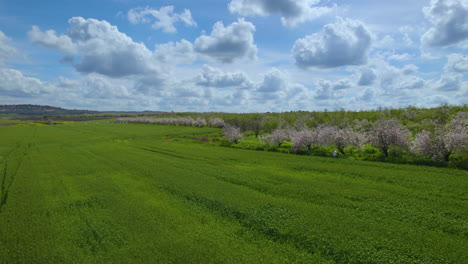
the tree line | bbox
[115,107,467,167]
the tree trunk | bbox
[382,147,389,157]
[338,147,346,155]
[443,151,451,162]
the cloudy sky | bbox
[0,0,467,112]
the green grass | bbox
[0,122,466,263]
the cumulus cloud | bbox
[313,79,350,100]
[133,75,168,95]
[360,60,428,97]
[254,68,310,103]
[426,95,450,106]
[153,39,196,64]
[402,64,419,75]
[0,68,55,97]
[388,53,411,61]
[399,26,416,46]
[433,74,464,91]
[358,88,375,102]
[444,53,468,72]
[358,68,376,86]
[398,77,425,90]
[421,0,468,47]
[333,80,352,90]
[81,74,131,98]
[228,0,332,27]
[0,31,19,65]
[313,80,334,100]
[195,65,253,88]
[256,68,288,92]
[29,17,159,77]
[127,6,196,33]
[28,26,75,53]
[194,18,257,63]
[293,18,372,69]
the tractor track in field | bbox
[0,127,35,213]
[131,145,195,161]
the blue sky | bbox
[0,0,467,111]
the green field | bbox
[0,122,466,263]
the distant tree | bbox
[260,128,290,147]
[247,115,265,138]
[208,118,225,128]
[411,130,433,157]
[224,125,243,143]
[261,116,280,134]
[326,126,364,154]
[368,118,411,157]
[434,112,467,161]
[193,117,207,127]
[290,129,318,152]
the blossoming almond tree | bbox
[260,128,291,147]
[368,119,411,157]
[411,112,467,161]
[224,125,243,143]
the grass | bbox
[0,122,466,263]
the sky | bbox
[0,0,467,112]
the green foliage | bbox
[0,122,466,263]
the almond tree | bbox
[411,130,433,157]
[208,118,225,128]
[412,112,467,161]
[193,117,207,127]
[248,118,264,138]
[329,126,364,154]
[434,112,467,161]
[224,125,243,143]
[290,129,319,152]
[260,128,290,147]
[368,118,410,157]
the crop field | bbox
[0,122,467,263]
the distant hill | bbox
[0,104,99,116]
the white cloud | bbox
[388,53,411,61]
[313,79,350,100]
[399,26,416,46]
[426,95,450,106]
[358,68,376,86]
[194,18,257,63]
[153,39,196,65]
[398,77,425,90]
[29,17,160,77]
[444,53,468,72]
[402,64,419,75]
[433,74,464,91]
[359,60,426,97]
[0,31,19,65]
[28,26,76,53]
[256,68,288,92]
[228,0,333,27]
[81,74,131,98]
[195,65,253,88]
[133,75,168,95]
[253,68,311,104]
[127,6,196,33]
[358,88,375,102]
[313,80,334,100]
[293,18,372,69]
[421,0,468,47]
[0,68,55,97]
[332,80,352,90]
